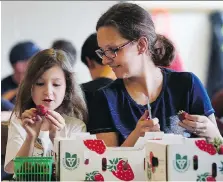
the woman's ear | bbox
[137,37,149,55]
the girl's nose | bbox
[43,84,53,96]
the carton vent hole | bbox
[193,155,198,170]
[212,163,217,178]
[84,159,89,165]
[102,158,107,171]
[152,157,159,167]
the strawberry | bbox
[178,110,187,121]
[195,140,217,155]
[83,140,106,154]
[36,105,48,116]
[197,173,216,182]
[94,174,104,181]
[85,171,104,181]
[206,176,216,182]
[107,158,134,181]
[212,137,223,154]
[218,145,223,154]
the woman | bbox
[87,2,222,146]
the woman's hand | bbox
[178,113,222,142]
[21,108,43,139]
[46,110,65,139]
[133,110,160,137]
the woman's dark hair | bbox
[11,49,88,123]
[96,2,175,66]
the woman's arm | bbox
[96,132,119,146]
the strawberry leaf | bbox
[109,159,113,165]
[92,171,99,176]
[114,158,119,164]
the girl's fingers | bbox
[22,118,35,127]
[47,110,65,125]
[46,114,63,129]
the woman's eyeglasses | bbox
[95,40,134,59]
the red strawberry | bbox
[83,140,106,154]
[218,145,223,154]
[206,176,216,182]
[195,140,217,155]
[178,110,187,121]
[195,139,207,150]
[197,173,215,182]
[94,173,104,181]
[36,105,48,116]
[107,158,134,181]
[85,171,104,181]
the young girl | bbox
[87,2,223,146]
[4,49,88,174]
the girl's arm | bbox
[4,118,36,174]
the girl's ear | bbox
[137,36,149,55]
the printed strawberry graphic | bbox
[107,158,134,181]
[178,110,187,121]
[212,137,223,154]
[197,172,216,182]
[150,152,156,173]
[206,176,216,182]
[83,140,106,154]
[195,140,217,155]
[36,105,48,116]
[85,171,104,181]
[94,173,104,181]
[218,145,223,154]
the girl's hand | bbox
[21,108,43,139]
[133,110,160,137]
[46,110,65,138]
[178,113,222,141]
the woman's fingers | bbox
[178,122,206,135]
[182,119,207,129]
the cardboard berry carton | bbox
[145,137,223,181]
[53,133,97,181]
[57,138,146,181]
[56,132,185,181]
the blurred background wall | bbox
[1,1,223,85]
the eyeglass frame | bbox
[95,40,135,59]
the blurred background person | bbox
[80,33,116,106]
[51,39,77,68]
[81,33,116,93]
[1,41,40,108]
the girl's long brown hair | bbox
[11,49,88,123]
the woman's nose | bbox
[102,56,113,65]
